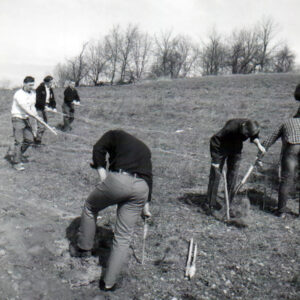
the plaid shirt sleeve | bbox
[262,124,283,150]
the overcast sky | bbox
[0,0,299,86]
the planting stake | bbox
[185,238,193,277]
[222,170,230,221]
[141,218,148,265]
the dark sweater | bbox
[35,82,56,110]
[64,87,80,106]
[92,130,153,201]
[210,119,259,163]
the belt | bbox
[116,169,138,178]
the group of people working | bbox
[6,75,80,171]
[207,115,300,219]
[4,76,300,291]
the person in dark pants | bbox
[70,130,153,291]
[61,80,80,131]
[35,75,56,144]
[207,119,265,213]
[261,118,300,217]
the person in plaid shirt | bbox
[261,118,300,217]
[293,83,300,118]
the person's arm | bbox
[262,124,283,152]
[142,202,152,218]
[252,138,266,154]
[91,131,114,169]
[74,89,80,102]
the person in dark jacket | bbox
[207,119,265,212]
[61,80,80,131]
[35,75,56,144]
[70,130,152,291]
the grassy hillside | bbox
[0,73,299,299]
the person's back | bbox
[93,130,152,190]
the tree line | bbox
[54,18,296,87]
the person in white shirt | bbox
[6,76,42,171]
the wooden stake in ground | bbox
[185,238,193,277]
[222,170,230,221]
[185,238,197,279]
[188,243,197,279]
[141,218,148,265]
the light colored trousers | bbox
[77,172,149,286]
[10,117,33,163]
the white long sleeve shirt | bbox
[11,88,38,119]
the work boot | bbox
[21,156,29,163]
[69,244,91,258]
[13,163,25,171]
[211,207,226,220]
[274,208,293,218]
[99,279,117,292]
[275,211,286,219]
[4,153,13,164]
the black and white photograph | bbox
[0,0,300,299]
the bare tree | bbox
[272,44,295,73]
[179,40,201,77]
[256,17,278,72]
[118,24,139,83]
[152,31,199,78]
[201,29,227,75]
[104,26,122,85]
[131,32,152,80]
[67,42,89,86]
[227,28,260,74]
[54,63,71,87]
[86,40,108,85]
[152,30,174,77]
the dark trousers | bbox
[278,143,300,212]
[207,153,241,207]
[35,109,47,143]
[62,102,74,130]
[9,117,33,164]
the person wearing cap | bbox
[69,129,153,291]
[35,75,56,144]
[5,76,42,171]
[260,117,300,217]
[60,80,80,131]
[207,119,265,212]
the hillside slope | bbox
[0,73,299,299]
